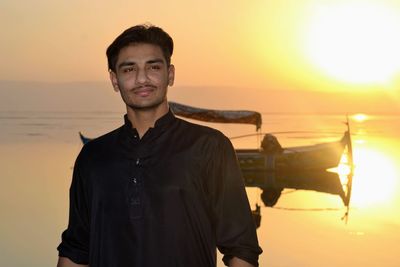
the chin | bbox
[128,99,167,111]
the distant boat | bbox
[80,130,349,172]
[80,102,351,172]
[79,131,91,145]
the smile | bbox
[133,86,156,97]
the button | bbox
[132,178,137,184]
[130,197,140,205]
[135,158,140,165]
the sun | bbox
[303,1,400,84]
[352,113,368,122]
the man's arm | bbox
[57,257,88,267]
[211,135,262,266]
[57,149,90,265]
[229,257,255,267]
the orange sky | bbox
[1,0,400,95]
[1,3,400,266]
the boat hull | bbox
[236,131,349,172]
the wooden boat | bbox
[80,102,351,172]
[78,102,354,225]
[237,131,350,172]
[79,131,91,145]
[170,101,351,171]
[80,130,348,172]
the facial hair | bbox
[119,82,168,111]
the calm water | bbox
[1,111,399,267]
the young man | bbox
[57,24,262,267]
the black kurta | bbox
[57,110,262,267]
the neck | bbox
[126,102,169,138]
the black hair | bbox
[106,24,174,72]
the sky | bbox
[1,2,400,266]
[1,0,400,111]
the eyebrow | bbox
[117,58,165,70]
[147,59,165,64]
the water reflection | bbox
[352,113,369,122]
[1,111,400,267]
[351,146,397,206]
[348,114,399,208]
[245,170,349,208]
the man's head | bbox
[107,24,175,113]
[106,24,173,72]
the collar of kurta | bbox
[121,109,176,142]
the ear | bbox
[168,64,175,86]
[109,71,120,92]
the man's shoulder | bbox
[174,118,233,153]
[79,126,123,154]
[176,117,227,140]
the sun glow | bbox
[352,113,369,122]
[351,147,397,207]
[304,1,400,84]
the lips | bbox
[133,85,156,97]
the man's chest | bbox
[87,148,210,218]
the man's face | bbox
[110,43,174,111]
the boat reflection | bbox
[245,170,353,227]
[245,170,351,207]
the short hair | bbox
[106,24,174,72]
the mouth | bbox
[133,85,156,97]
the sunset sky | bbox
[1,0,400,110]
[1,2,400,266]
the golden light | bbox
[304,1,400,84]
[351,147,397,207]
[352,113,369,122]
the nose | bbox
[136,67,149,84]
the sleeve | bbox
[209,134,263,266]
[57,149,90,264]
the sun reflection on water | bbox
[350,147,397,207]
[352,113,369,122]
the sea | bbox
[1,110,399,267]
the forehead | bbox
[116,43,165,64]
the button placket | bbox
[129,157,143,220]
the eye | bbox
[123,67,135,73]
[149,64,161,70]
